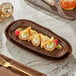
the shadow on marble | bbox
[69,21,76,35]
[24,0,76,24]
[0,16,14,33]
[0,16,14,50]
[5,38,76,76]
[0,16,14,26]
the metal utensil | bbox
[0,57,33,76]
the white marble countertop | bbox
[0,0,76,76]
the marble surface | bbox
[0,0,76,76]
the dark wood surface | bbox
[27,0,76,20]
[5,19,72,60]
[0,54,46,76]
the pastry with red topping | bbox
[19,27,31,40]
[14,27,62,52]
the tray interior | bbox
[5,20,72,59]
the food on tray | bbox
[43,37,56,52]
[31,34,41,46]
[5,20,72,59]
[54,39,58,45]
[30,29,38,35]
[60,0,76,10]
[56,44,62,49]
[18,27,31,40]
[14,27,62,52]
[15,28,23,36]
[43,0,56,6]
[39,33,49,48]
[28,29,38,42]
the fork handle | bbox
[10,64,33,76]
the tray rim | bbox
[5,19,72,60]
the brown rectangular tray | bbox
[27,0,76,20]
[0,54,46,76]
[5,19,72,60]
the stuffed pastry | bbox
[31,34,41,47]
[39,33,49,48]
[19,27,31,40]
[43,37,56,52]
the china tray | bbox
[5,19,72,60]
